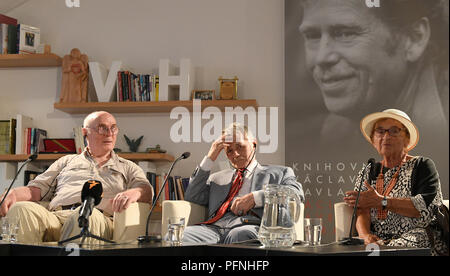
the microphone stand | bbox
[138,152,189,243]
[58,217,115,246]
[339,159,374,246]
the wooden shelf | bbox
[54,99,259,114]
[0,153,174,162]
[0,53,62,68]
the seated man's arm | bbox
[108,161,154,213]
[184,156,212,206]
[0,186,41,216]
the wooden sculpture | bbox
[60,48,89,103]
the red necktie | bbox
[201,169,246,225]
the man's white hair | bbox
[222,122,256,143]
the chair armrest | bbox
[161,200,208,238]
[334,202,355,242]
[113,202,151,242]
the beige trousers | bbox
[8,201,113,244]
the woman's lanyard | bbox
[375,156,406,220]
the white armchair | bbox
[35,201,153,242]
[161,200,305,241]
[113,202,154,242]
[334,200,450,242]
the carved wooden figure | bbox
[60,48,89,103]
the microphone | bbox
[0,153,38,213]
[138,152,190,243]
[78,180,103,228]
[340,158,375,246]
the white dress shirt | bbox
[199,156,264,208]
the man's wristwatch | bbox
[381,196,388,210]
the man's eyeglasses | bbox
[87,125,119,136]
[373,126,405,137]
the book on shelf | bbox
[116,70,159,102]
[7,24,17,54]
[73,126,86,154]
[0,15,44,55]
[0,14,17,25]
[0,14,17,55]
[17,24,40,54]
[15,114,33,154]
[0,118,16,154]
[24,127,47,154]
[0,24,8,55]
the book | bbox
[17,24,40,54]
[73,126,85,154]
[146,172,157,204]
[182,178,190,192]
[0,120,10,154]
[7,24,17,54]
[8,118,16,154]
[0,118,17,154]
[175,176,185,200]
[15,114,33,154]
[0,14,17,25]
[0,23,7,54]
[32,128,47,154]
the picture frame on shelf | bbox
[218,76,238,100]
[24,170,42,186]
[192,90,215,100]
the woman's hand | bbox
[359,233,383,245]
[344,181,383,209]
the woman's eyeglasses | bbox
[373,126,405,137]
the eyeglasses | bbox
[373,126,405,137]
[88,125,119,136]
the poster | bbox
[285,0,449,243]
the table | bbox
[0,240,430,257]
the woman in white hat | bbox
[344,109,447,256]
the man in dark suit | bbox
[183,123,304,244]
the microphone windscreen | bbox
[182,152,191,159]
[368,158,375,165]
[81,180,103,205]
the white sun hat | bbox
[360,109,419,152]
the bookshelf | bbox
[0,152,174,162]
[54,99,259,114]
[0,53,62,67]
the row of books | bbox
[147,172,190,205]
[117,71,159,102]
[22,128,47,154]
[0,14,41,55]
[0,114,49,155]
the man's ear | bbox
[404,17,431,62]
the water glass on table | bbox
[304,218,322,246]
[1,216,19,243]
[166,217,185,246]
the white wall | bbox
[0,0,285,190]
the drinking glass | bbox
[166,217,185,246]
[304,218,322,246]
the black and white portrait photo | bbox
[285,0,449,242]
